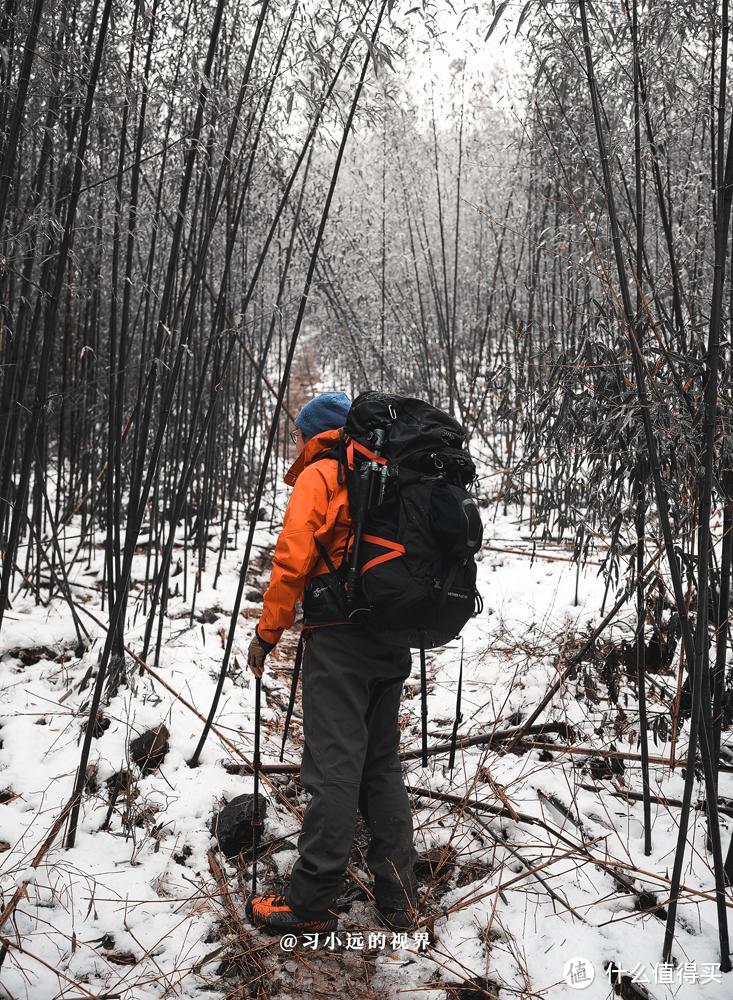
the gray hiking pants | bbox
[285,624,420,920]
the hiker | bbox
[245,391,420,934]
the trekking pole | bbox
[280,633,304,761]
[419,635,428,768]
[250,675,264,895]
[448,638,464,771]
[345,427,385,609]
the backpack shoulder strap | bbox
[309,440,350,571]
[310,429,348,485]
[315,537,340,576]
[311,446,340,463]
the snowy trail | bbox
[1,445,732,999]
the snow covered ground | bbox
[1,456,732,999]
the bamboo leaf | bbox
[534,52,552,89]
[485,1,509,41]
[516,0,533,35]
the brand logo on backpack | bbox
[303,392,484,650]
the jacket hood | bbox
[284,427,342,486]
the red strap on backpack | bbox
[360,534,405,574]
[346,438,388,471]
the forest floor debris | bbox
[1,480,732,999]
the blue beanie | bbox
[295,391,351,440]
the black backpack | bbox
[302,391,484,647]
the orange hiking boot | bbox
[376,904,419,932]
[245,893,338,934]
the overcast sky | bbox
[399,3,525,123]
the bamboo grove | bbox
[2,0,733,977]
[312,2,733,966]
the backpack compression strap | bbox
[346,438,388,470]
[360,534,405,574]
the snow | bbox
[1,460,732,999]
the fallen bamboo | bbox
[222,720,574,774]
[406,784,732,921]
[505,542,668,751]
[467,807,589,923]
[487,543,602,566]
[578,782,733,819]
[517,738,733,773]
[0,796,76,969]
[516,739,684,767]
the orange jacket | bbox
[256,428,351,646]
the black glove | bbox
[247,629,275,678]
